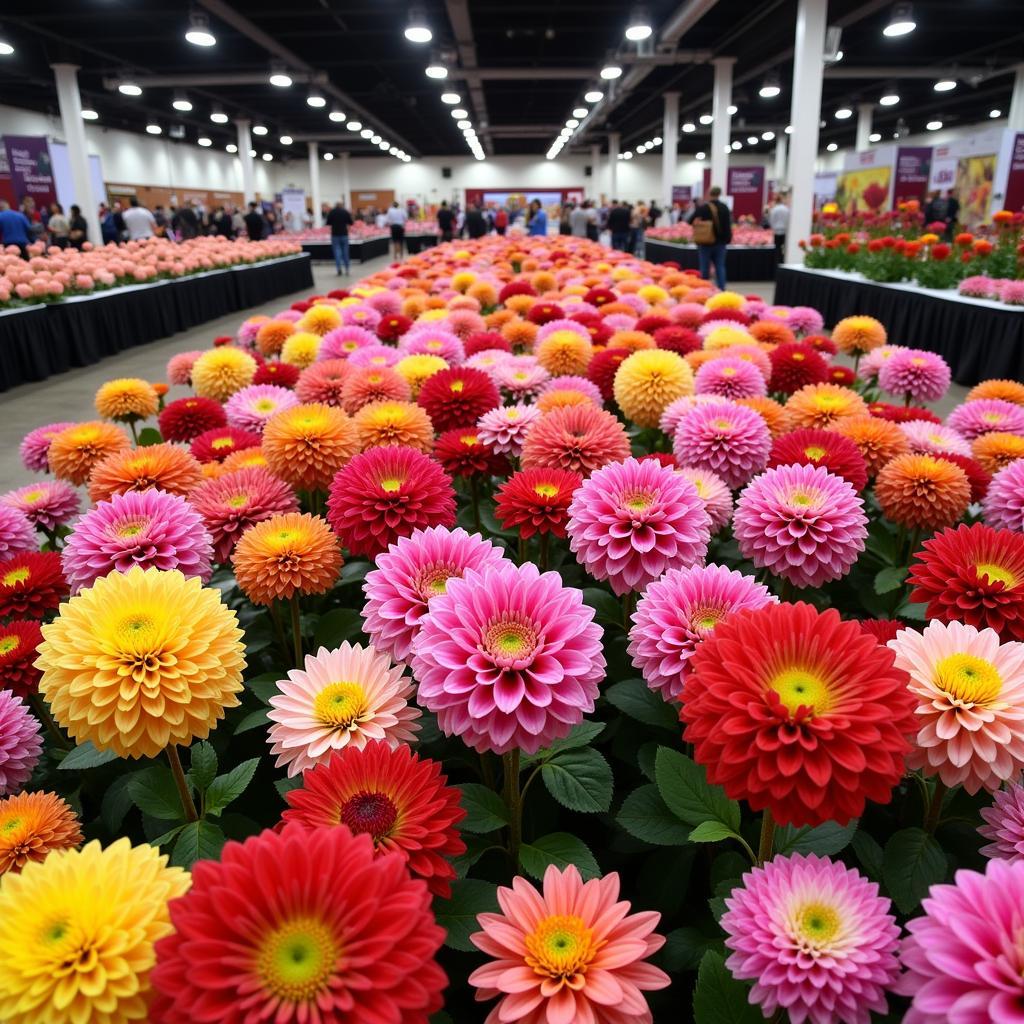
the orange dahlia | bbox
[0,791,82,875]
[830,415,910,476]
[355,400,435,452]
[87,443,204,503]
[191,347,257,402]
[521,403,631,476]
[94,378,159,422]
[255,318,295,357]
[341,366,412,414]
[294,359,350,407]
[537,329,593,376]
[47,422,130,486]
[737,395,788,438]
[785,383,869,431]
[831,315,887,356]
[967,379,1024,406]
[875,453,971,530]
[614,348,694,428]
[749,320,796,346]
[261,403,359,492]
[221,447,271,473]
[607,330,657,354]
[232,512,341,605]
[973,431,1024,475]
[536,388,594,413]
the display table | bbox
[644,240,779,280]
[301,237,390,263]
[406,234,438,254]
[775,265,1024,386]
[0,253,314,393]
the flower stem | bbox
[29,693,70,750]
[503,750,522,870]
[517,534,527,565]
[289,595,304,669]
[779,577,796,603]
[757,808,776,865]
[128,419,140,445]
[539,532,550,573]
[622,590,635,631]
[480,751,496,791]
[166,745,199,822]
[470,476,481,534]
[925,779,947,834]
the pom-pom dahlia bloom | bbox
[267,642,421,775]
[673,399,772,489]
[974,430,1024,475]
[417,366,500,432]
[900,419,972,458]
[470,864,670,1024]
[0,790,82,876]
[0,552,66,619]
[567,457,711,596]
[87,442,204,504]
[695,354,767,400]
[831,415,909,477]
[166,350,201,385]
[875,453,971,530]
[341,365,412,414]
[157,396,226,442]
[476,402,541,457]
[412,562,604,754]
[495,467,581,540]
[785,383,869,431]
[613,348,695,428]
[878,348,951,404]
[0,507,39,563]
[18,422,75,473]
[0,690,41,796]
[354,399,435,453]
[768,342,830,395]
[261,402,360,491]
[831,315,886,355]
[722,853,900,1024]
[47,421,130,485]
[521,403,631,477]
[769,427,869,491]
[294,358,350,406]
[224,383,299,434]
[979,782,1024,861]
[0,621,43,698]
[949,397,1024,441]
[94,377,158,422]
[190,345,256,401]
[984,459,1024,532]
[629,563,775,701]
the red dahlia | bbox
[804,334,838,356]
[587,348,630,401]
[868,401,942,425]
[829,365,857,386]
[252,360,300,389]
[282,741,466,897]
[0,552,67,619]
[149,824,447,1024]
[498,281,537,303]
[768,427,868,491]
[0,620,43,697]
[190,426,262,464]
[701,307,751,326]
[434,429,510,478]
[634,314,673,335]
[681,602,916,827]
[526,302,565,326]
[908,523,1024,640]
[935,452,991,504]
[464,331,511,357]
[584,287,616,307]
[157,396,227,443]
[376,313,413,341]
[494,467,581,539]
[653,325,702,356]
[582,319,613,346]
[639,452,679,468]
[858,618,904,645]
[417,366,500,433]
[767,342,830,395]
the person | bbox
[559,204,572,235]
[68,204,88,247]
[607,200,630,251]
[385,201,407,258]
[174,202,200,240]
[325,199,354,274]
[944,188,960,240]
[768,193,790,263]
[494,206,508,236]
[47,203,70,248]
[243,201,265,241]
[464,204,487,239]
[0,200,32,257]
[692,186,732,288]
[437,200,455,242]
[923,189,947,229]
[648,199,662,226]
[111,200,127,240]
[586,202,599,241]
[122,196,156,240]
[527,199,548,236]
[19,196,44,243]
[213,206,234,238]
[153,205,170,237]
[569,201,590,238]
[629,203,644,255]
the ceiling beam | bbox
[452,53,716,83]
[824,65,1009,80]
[444,0,493,156]
[103,73,322,89]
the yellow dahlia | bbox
[0,838,189,1024]
[47,422,130,486]
[614,348,694,428]
[973,431,1024,475]
[705,290,746,310]
[255,319,295,357]
[832,315,887,356]
[537,330,593,376]
[452,270,477,292]
[36,566,245,759]
[94,378,159,422]
[0,791,82,876]
[280,331,322,369]
[262,403,359,491]
[638,284,670,305]
[785,383,869,430]
[395,354,448,397]
[297,304,342,337]
[467,281,498,308]
[504,295,535,317]
[355,400,435,452]
[536,388,595,414]
[704,325,754,351]
[191,347,257,402]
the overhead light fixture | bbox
[360,128,373,138]
[623,151,633,159]
[347,120,362,131]
[699,113,713,125]
[269,66,293,87]
[252,124,268,136]
[834,50,844,61]
[197,136,212,147]
[249,148,256,156]
[279,134,293,145]
[682,122,696,133]
[759,72,781,98]
[747,135,758,145]
[425,62,448,79]
[933,78,956,92]
[172,93,193,112]
[324,152,334,160]
[731,140,741,150]
[371,134,381,144]
[378,139,389,149]
[226,143,238,153]
[883,3,916,37]
[879,93,899,106]
[210,107,229,123]
[451,108,468,118]
[566,118,579,128]
[637,144,647,152]
[600,64,623,80]
[625,6,653,41]
[784,124,793,133]
[826,142,838,151]
[458,120,472,129]
[81,108,99,121]
[584,89,604,103]
[926,119,943,131]
[118,80,142,96]
[761,130,775,140]
[869,131,882,141]
[573,107,588,118]
[695,151,706,159]
[145,123,162,135]
[835,107,852,119]
[262,153,273,161]
[185,11,216,47]
[307,91,326,108]
[0,30,13,56]
[441,92,461,104]
[991,109,1002,118]
[652,136,662,144]
[728,104,737,115]
[329,108,346,122]
[404,7,432,43]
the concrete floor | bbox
[0,261,967,491]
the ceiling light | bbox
[451,108,468,118]
[172,93,193,111]
[0,32,13,56]
[463,127,476,136]
[226,143,238,153]
[879,93,899,106]
[440,92,461,105]
[682,122,696,133]
[185,12,216,46]
[623,151,633,159]
[637,144,647,152]
[279,134,292,145]
[883,3,916,36]
[747,135,758,145]
[585,89,604,103]
[378,139,389,149]
[869,131,882,141]
[699,113,713,125]
[360,128,373,138]
[197,136,212,147]
[389,146,398,154]
[425,63,448,79]
[404,7,432,43]
[81,108,99,121]
[145,123,162,135]
[269,69,292,87]
[696,150,706,159]
[835,107,852,119]
[652,136,662,144]
[926,120,943,131]
[458,120,473,129]
[784,124,793,134]
[625,7,653,41]
[600,64,623,80]
[347,120,362,131]
[210,108,229,123]
[933,78,956,92]
[759,72,781,98]
[826,142,838,151]
[834,50,844,61]
[731,140,741,149]
[991,109,1002,118]
[573,107,588,118]
[262,153,273,161]
[252,124,268,136]
[307,92,326,108]
[761,130,775,140]
[249,148,256,156]
[371,134,381,144]
[566,118,579,128]
[329,109,345,122]
[324,151,334,160]
[118,80,142,96]
[728,104,737,115]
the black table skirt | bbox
[302,237,393,263]
[644,241,779,281]
[0,254,314,393]
[775,266,1024,387]
[405,234,438,254]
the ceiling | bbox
[0,0,1021,164]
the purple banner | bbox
[894,146,932,205]
[3,136,56,209]
[1005,133,1024,214]
[671,185,692,204]
[726,166,765,220]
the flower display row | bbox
[647,222,775,246]
[0,235,302,309]
[3,234,1024,1021]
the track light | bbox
[404,7,432,43]
[185,12,216,47]
[625,7,653,41]
[759,72,781,98]
[883,3,916,37]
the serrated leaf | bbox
[521,721,605,764]
[458,783,508,832]
[189,742,218,793]
[100,775,134,833]
[234,709,270,734]
[874,566,906,594]
[852,830,885,883]
[541,748,613,812]
[205,758,259,817]
[776,820,858,857]
[452,835,496,878]
[150,824,185,848]
[519,833,599,880]
[478,505,518,538]
[171,820,226,869]
[693,950,762,1024]
[434,878,499,951]
[605,678,679,731]
[274,776,303,799]
[582,587,624,627]
[128,766,187,821]
[312,607,363,650]
[136,426,163,447]
[58,740,119,770]
[688,820,739,844]
[617,785,692,845]
[655,747,741,832]
[883,827,947,914]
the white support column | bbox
[590,144,601,199]
[50,64,101,248]
[1009,64,1024,132]
[307,142,322,226]
[856,102,874,151]
[785,0,828,264]
[236,119,255,204]
[710,57,735,197]
[339,153,351,209]
[774,133,789,186]
[661,91,679,217]
[608,132,620,200]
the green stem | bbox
[503,750,522,869]
[309,489,322,517]
[904,391,912,408]
[289,595,304,669]
[539,532,550,573]
[518,534,528,565]
[622,590,635,631]
[470,476,481,534]
[924,779,947,834]
[779,577,796,603]
[166,745,199,823]
[127,419,140,445]
[757,808,776,865]
[29,693,70,750]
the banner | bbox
[280,187,307,232]
[3,136,56,209]
[1005,133,1024,213]
[956,154,996,226]
[928,157,957,194]
[726,166,765,220]
[671,185,692,204]
[835,166,892,213]
[893,147,932,205]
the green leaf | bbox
[605,679,679,731]
[542,748,613,813]
[637,741,659,782]
[171,820,226,869]
[274,776,303,799]
[136,426,163,447]
[900,600,929,621]
[521,721,605,764]
[655,747,741,832]
[234,709,270,735]
[339,560,372,586]
[58,740,118,770]
[452,835,496,878]
[458,783,509,832]
[874,566,906,594]
[688,820,740,844]
[775,820,858,857]
[693,950,762,1024]
[245,671,284,704]
[434,878,499,952]
[189,742,218,793]
[100,775,134,833]
[617,785,692,846]
[852,831,885,883]
[128,766,187,821]
[313,608,363,649]
[883,827,948,914]
[150,824,185,848]
[205,758,260,817]
[582,587,624,627]
[519,833,600,880]
[659,927,721,972]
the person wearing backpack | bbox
[692,186,732,288]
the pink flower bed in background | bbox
[647,223,774,246]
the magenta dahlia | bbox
[985,460,1024,532]
[676,466,733,533]
[948,398,1024,441]
[1,481,79,532]
[223,383,299,434]
[673,399,772,489]
[476,403,541,457]
[900,420,972,458]
[18,422,76,474]
[0,690,42,795]
[878,348,951,404]
[695,356,767,400]
[979,782,1024,862]
[0,507,37,562]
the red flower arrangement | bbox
[653,325,702,356]
[495,467,581,538]
[252,360,300,388]
[0,620,44,697]
[767,342,829,395]
[190,426,262,464]
[377,313,413,341]
[586,348,630,401]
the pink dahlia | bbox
[61,489,213,593]
[567,457,711,596]
[470,864,670,1024]
[629,563,775,701]
[19,422,75,473]
[899,859,1024,1022]
[535,317,590,343]
[659,395,717,437]
[412,561,605,754]
[166,350,202,386]
[362,526,507,663]
[540,375,604,406]
[888,619,1024,793]
[223,383,299,434]
[348,343,401,369]
[786,306,825,336]
[0,690,42,796]
[984,460,1024,532]
[673,399,772,489]
[0,507,37,561]
[694,355,767,400]
[979,782,1024,861]
[734,463,868,588]
[1,481,79,532]
[494,357,550,400]
[340,303,381,331]
[677,466,733,532]
[400,328,465,365]
[319,323,377,361]
[294,359,350,406]
[723,853,900,1024]
[878,348,951,404]
[476,403,542,457]
[900,420,972,458]
[949,398,1024,441]
[858,344,906,383]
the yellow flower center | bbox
[0,635,20,655]
[934,653,1002,705]
[227,494,250,508]
[460,434,479,447]
[534,483,559,498]
[257,916,339,1005]
[795,902,841,945]
[977,562,1018,588]
[815,394,843,411]
[624,492,653,511]
[721,367,737,377]
[804,445,827,461]
[770,667,831,715]
[912,358,927,367]
[255,399,277,413]
[983,412,1004,424]
[379,477,402,493]
[791,352,805,362]
[506,410,520,420]
[313,681,367,729]
[117,518,147,538]
[713,419,732,431]
[486,619,536,658]
[3,567,31,587]
[524,914,599,981]
[450,380,465,392]
[1,813,21,833]
[21,490,44,503]
[212,437,235,450]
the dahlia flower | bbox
[413,561,604,754]
[974,430,1024,475]
[477,403,541,457]
[348,342,402,369]
[94,377,159,422]
[768,427,869,491]
[0,791,81,876]
[0,552,66,619]
[0,690,41,796]
[494,358,551,400]
[786,306,825,335]
[614,348,694,428]
[224,383,299,434]
[831,415,909,476]
[268,642,421,775]
[280,330,322,368]
[541,374,604,407]
[858,344,905,383]
[740,394,789,438]
[262,402,359,491]
[165,350,201,386]
[320,323,376,360]
[936,452,991,503]
[870,401,941,425]
[969,378,1024,406]
[785,383,869,431]
[695,354,767,400]
[255,317,295,356]
[190,425,261,464]
[629,562,775,701]
[831,315,886,355]
[876,453,971,530]
[979,782,1024,861]
[298,303,342,336]
[400,327,465,365]
[985,460,1024,532]
[87,442,204,503]
[19,422,76,474]
[396,353,449,397]
[723,853,900,1024]
[340,365,411,415]
[536,328,593,377]
[47,421,130,485]
[157,396,226,442]
[190,346,256,401]
[673,466,731,532]
[0,507,40,562]
[434,429,509,478]
[682,602,916,826]
[768,342,831,395]
[949,398,1024,441]
[900,419,972,458]
[0,621,43,698]
[673,399,772,489]
[354,399,435,452]
[418,366,499,432]
[496,467,581,540]
[522,403,632,477]
[567,457,710,595]
[878,348,951,404]
[253,359,300,388]
[292,358,349,408]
